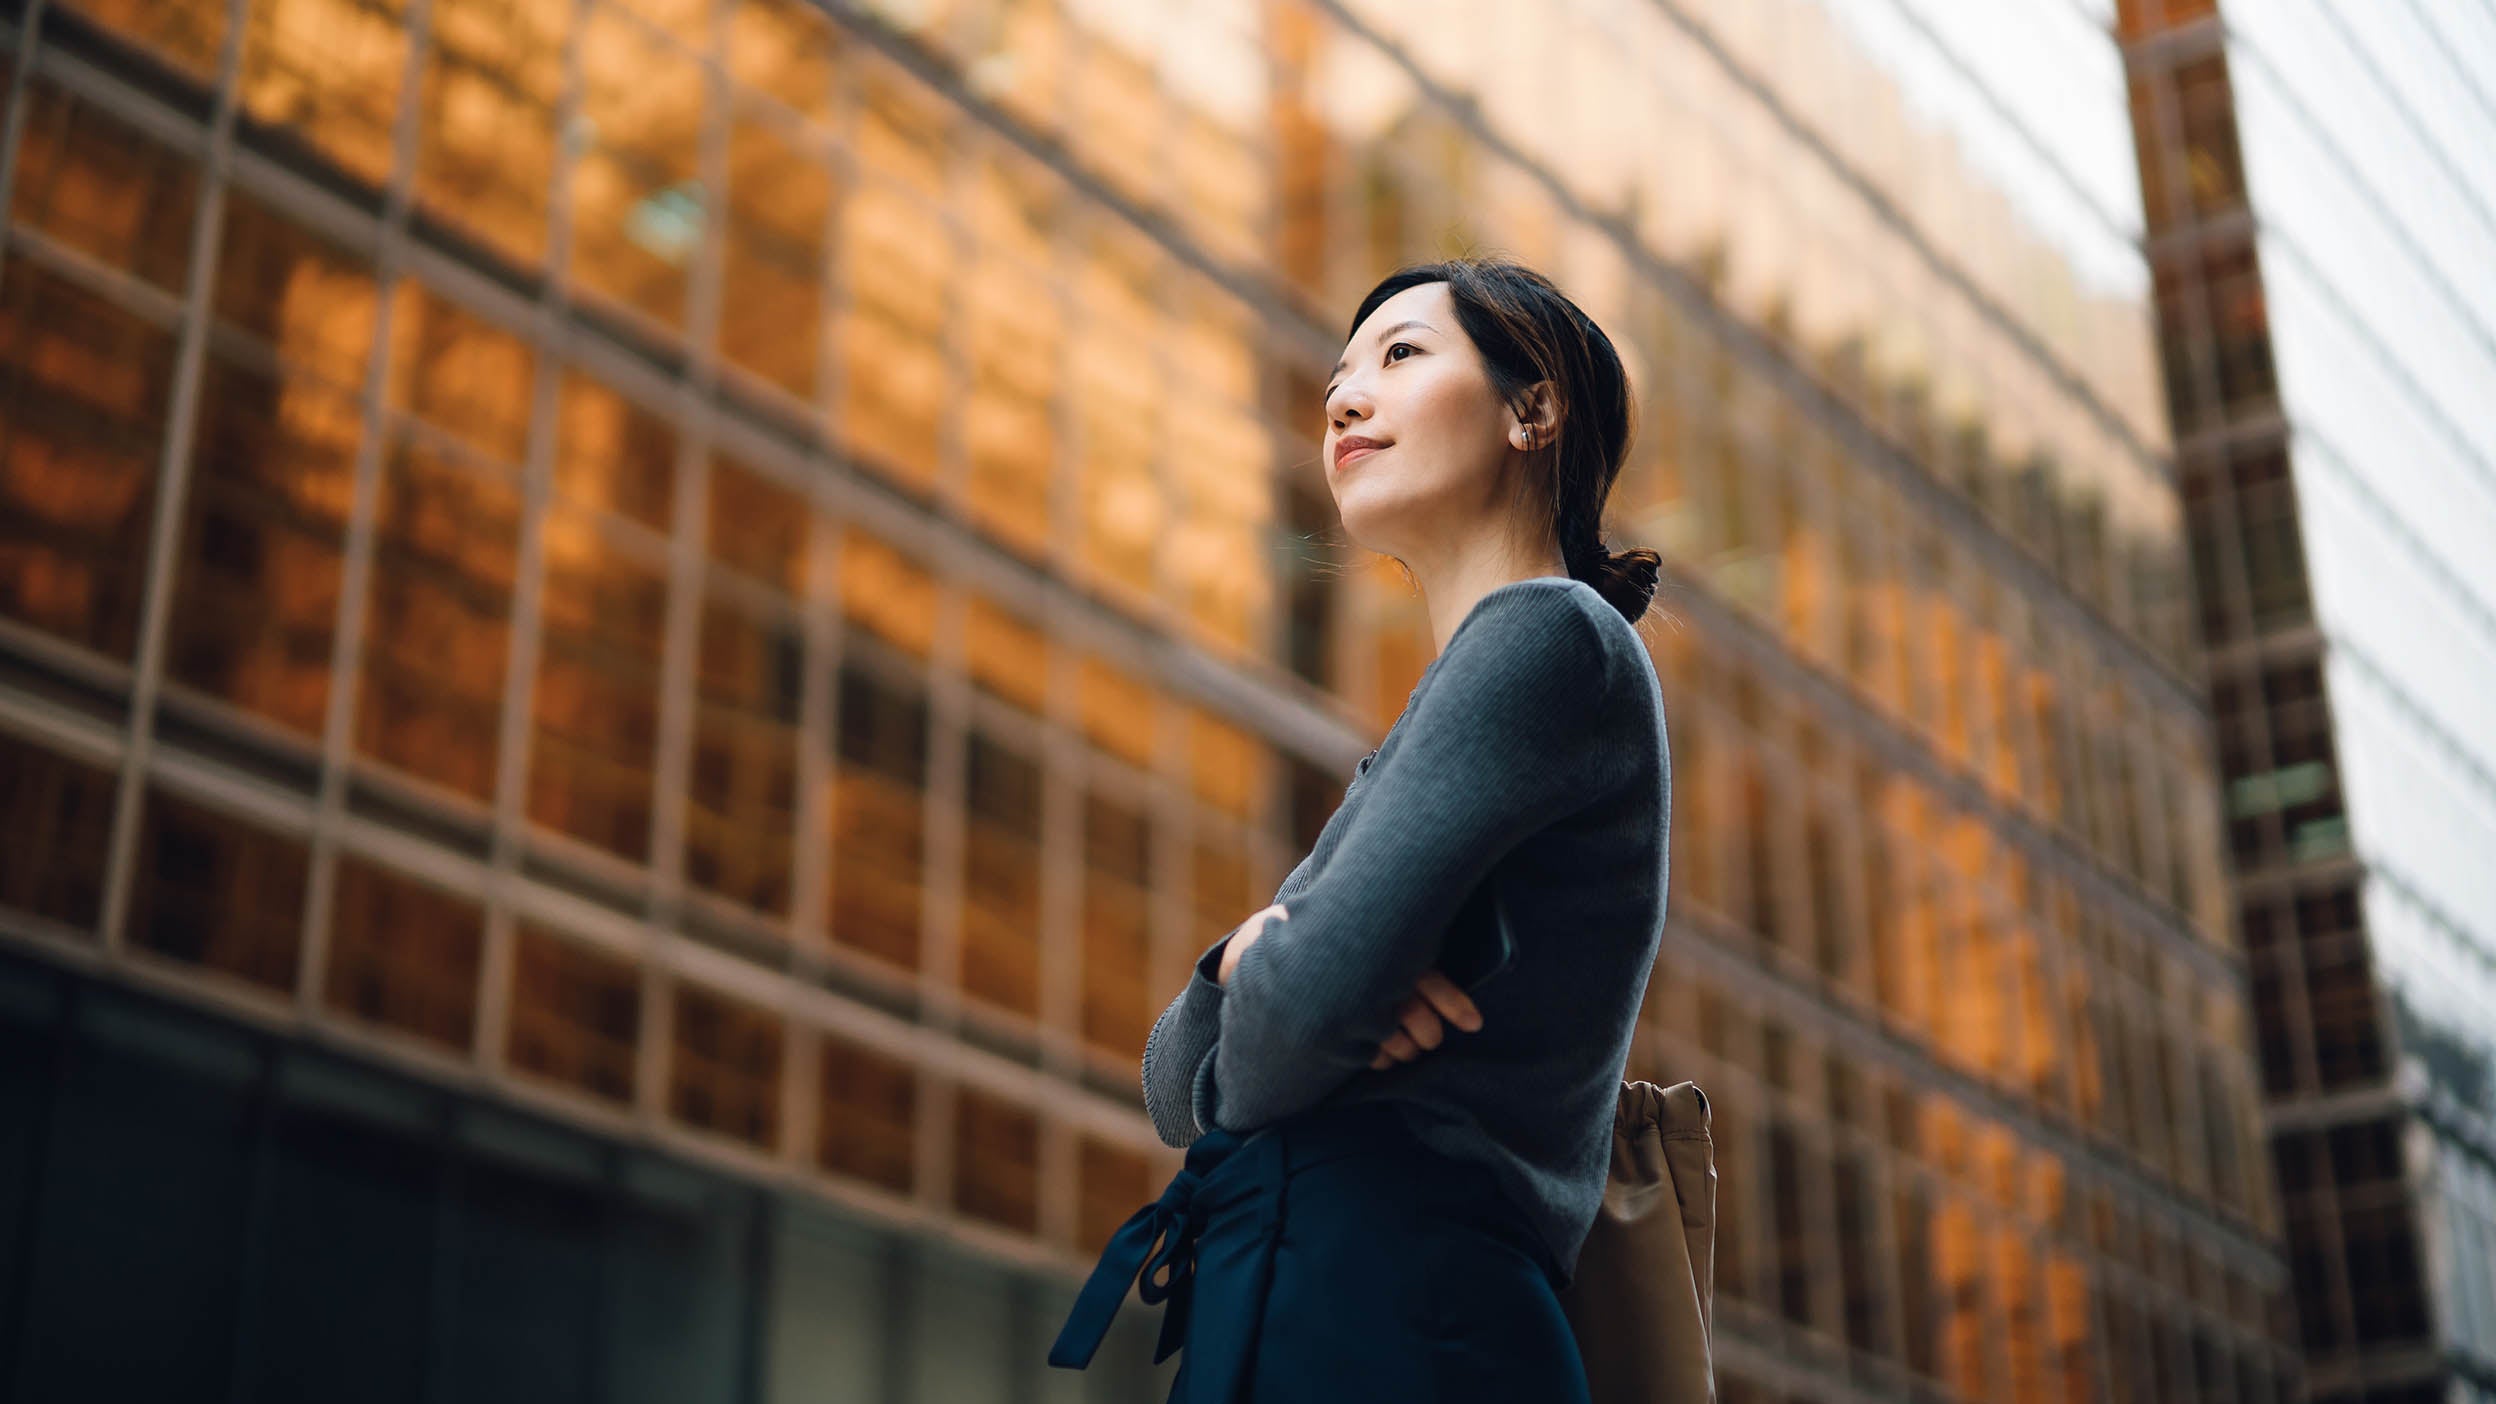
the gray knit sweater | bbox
[1138,575,1671,1285]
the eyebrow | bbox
[1329,319,1438,380]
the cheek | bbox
[1392,362,1502,462]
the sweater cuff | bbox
[1190,1044,1221,1135]
[1188,938,1230,1134]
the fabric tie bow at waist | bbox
[1049,1143,1219,1368]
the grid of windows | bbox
[0,0,2299,1399]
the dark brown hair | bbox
[1348,257,1664,625]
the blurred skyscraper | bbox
[2117,1,2496,1400]
[0,0,2292,1400]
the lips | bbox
[1333,436,1386,470]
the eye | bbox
[1385,341,1417,363]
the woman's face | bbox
[1322,281,1520,560]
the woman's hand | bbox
[1368,969,1482,1070]
[1214,903,1289,985]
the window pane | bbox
[959,730,1041,1016]
[238,0,412,189]
[707,455,808,593]
[686,458,805,914]
[8,78,198,288]
[1079,789,1153,1060]
[818,1032,914,1193]
[166,358,357,736]
[830,661,927,972]
[0,731,118,932]
[1078,1136,1153,1254]
[128,790,310,992]
[571,9,706,331]
[555,371,676,532]
[687,599,800,915]
[214,190,381,386]
[324,854,484,1050]
[838,183,952,489]
[964,593,1047,714]
[669,984,782,1149]
[836,526,936,658]
[528,509,668,860]
[720,111,831,399]
[508,924,642,1105]
[356,436,520,801]
[724,0,840,122]
[56,0,228,78]
[0,265,175,659]
[951,1085,1037,1234]
[385,282,535,462]
[1185,709,1266,820]
[414,0,565,266]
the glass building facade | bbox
[2118,2,2496,1401]
[0,0,2292,1399]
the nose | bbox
[1326,379,1371,432]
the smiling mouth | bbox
[1334,443,1384,470]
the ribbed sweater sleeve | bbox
[1202,584,1619,1134]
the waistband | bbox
[1046,1100,1544,1381]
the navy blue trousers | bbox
[1050,1100,1592,1403]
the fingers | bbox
[1369,1029,1423,1070]
[1367,972,1484,1070]
[1411,969,1483,1033]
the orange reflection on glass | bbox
[1192,833,1256,952]
[1079,788,1154,1061]
[325,853,484,1051]
[166,359,356,736]
[128,788,309,993]
[708,455,808,593]
[960,729,1042,1017]
[1078,655,1156,770]
[508,923,641,1105]
[688,461,804,916]
[1071,35,1162,212]
[670,983,784,1149]
[830,659,928,972]
[238,0,409,189]
[839,180,952,491]
[966,592,1049,714]
[819,1030,915,1192]
[1932,1194,1997,1399]
[953,1084,1040,1235]
[55,0,226,75]
[837,526,938,659]
[355,436,519,802]
[962,254,1059,563]
[959,0,1065,136]
[9,79,197,289]
[385,282,534,462]
[1078,1136,1154,1252]
[726,0,840,121]
[555,371,676,530]
[1071,226,1163,610]
[414,0,563,267]
[571,6,704,332]
[0,265,173,660]
[528,506,668,860]
[721,110,832,400]
[214,191,380,382]
[1185,709,1266,821]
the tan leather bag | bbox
[1557,1080,1718,1404]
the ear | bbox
[1511,381,1562,450]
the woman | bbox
[1050,258,1672,1401]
